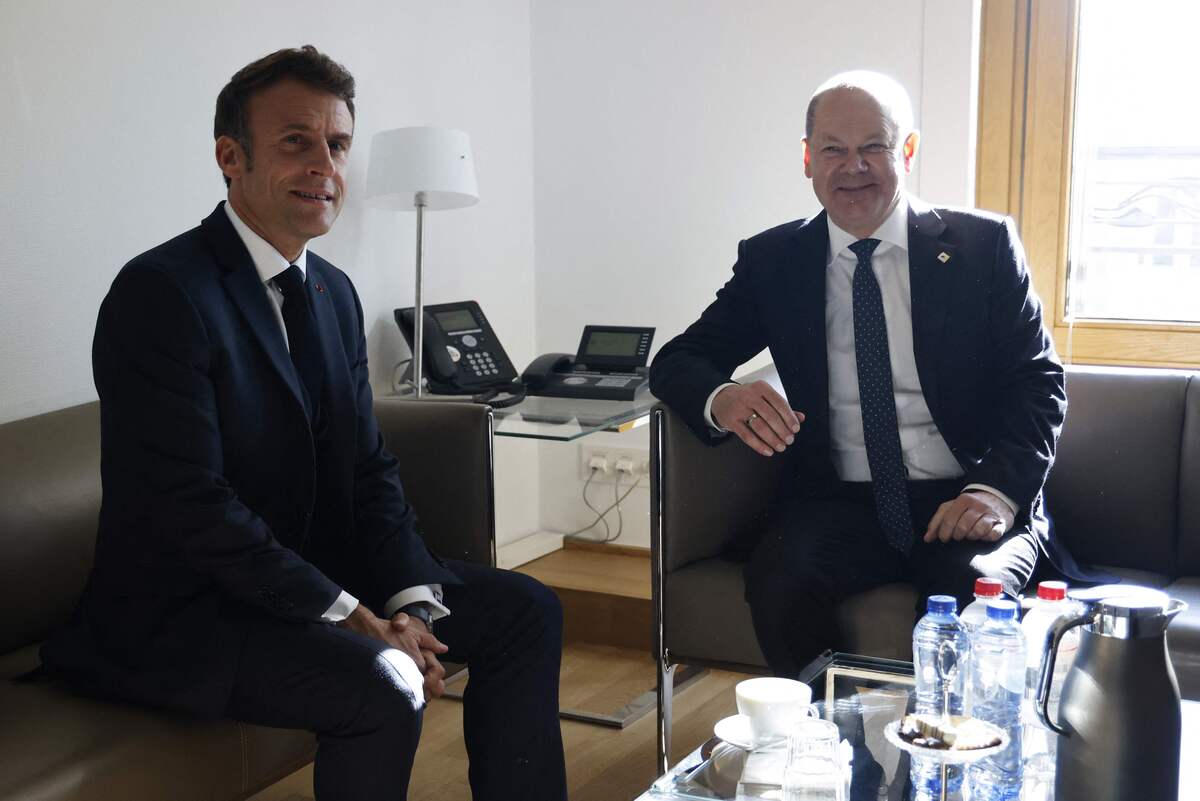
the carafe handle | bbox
[1036,610,1093,735]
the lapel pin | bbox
[315,283,326,294]
[937,251,951,263]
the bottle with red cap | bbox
[960,577,1005,635]
[1020,580,1077,799]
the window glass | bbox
[1067,0,1200,324]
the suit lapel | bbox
[202,204,308,414]
[906,198,955,422]
[304,258,351,409]
[788,213,832,450]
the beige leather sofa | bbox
[650,365,1200,768]
[0,398,493,800]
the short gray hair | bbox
[805,70,915,142]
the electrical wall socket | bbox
[578,445,650,483]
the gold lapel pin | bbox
[937,251,951,263]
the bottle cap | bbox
[986,599,1018,620]
[1037,581,1068,601]
[926,595,957,615]
[974,577,1004,597]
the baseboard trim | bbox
[562,539,650,558]
[496,530,564,569]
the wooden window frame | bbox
[977,0,1200,369]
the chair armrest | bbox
[651,405,787,574]
[373,398,495,566]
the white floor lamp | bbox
[366,127,479,397]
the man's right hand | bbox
[711,381,804,457]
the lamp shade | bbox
[365,126,479,211]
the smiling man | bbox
[649,71,1075,677]
[42,46,566,801]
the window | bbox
[977,0,1200,368]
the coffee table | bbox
[637,651,1200,800]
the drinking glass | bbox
[783,718,845,801]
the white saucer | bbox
[713,714,785,751]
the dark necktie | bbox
[848,238,914,553]
[275,265,325,425]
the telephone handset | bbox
[394,301,524,404]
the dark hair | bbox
[214,45,356,187]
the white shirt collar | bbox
[826,193,910,263]
[222,201,307,284]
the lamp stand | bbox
[412,192,426,398]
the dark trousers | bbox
[226,559,567,801]
[744,480,1039,677]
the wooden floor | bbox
[247,544,734,801]
[249,642,748,801]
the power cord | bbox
[392,359,413,394]
[565,466,642,543]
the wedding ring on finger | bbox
[745,412,760,426]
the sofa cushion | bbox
[664,559,766,669]
[0,675,314,801]
[837,583,919,662]
[0,404,102,654]
[1165,578,1200,702]
[1045,368,1188,577]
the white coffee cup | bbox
[735,677,820,745]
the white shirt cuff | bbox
[962,484,1019,517]
[320,590,360,623]
[703,382,740,432]
[383,584,450,621]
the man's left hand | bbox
[390,613,449,700]
[923,490,1015,544]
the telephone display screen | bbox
[584,331,642,357]
[433,308,478,333]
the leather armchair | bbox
[0,398,494,801]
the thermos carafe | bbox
[1035,585,1187,801]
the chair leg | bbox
[657,656,676,775]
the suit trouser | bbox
[744,479,1039,678]
[226,559,567,801]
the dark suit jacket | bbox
[42,203,458,715]
[650,198,1071,562]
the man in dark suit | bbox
[42,46,567,801]
[649,71,1069,677]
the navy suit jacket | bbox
[650,198,1071,562]
[43,204,458,715]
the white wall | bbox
[529,0,981,548]
[0,0,541,545]
[1,0,983,555]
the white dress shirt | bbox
[223,202,448,623]
[703,196,1015,515]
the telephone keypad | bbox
[463,348,502,378]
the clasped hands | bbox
[337,604,449,701]
[713,383,1014,543]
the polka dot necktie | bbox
[849,238,914,553]
[275,265,326,427]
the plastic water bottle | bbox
[1019,581,1077,800]
[960,577,1005,635]
[967,600,1025,801]
[911,595,968,800]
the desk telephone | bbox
[395,301,653,403]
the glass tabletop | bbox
[384,388,657,441]
[490,393,658,440]
[643,652,1200,801]
[647,652,917,801]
